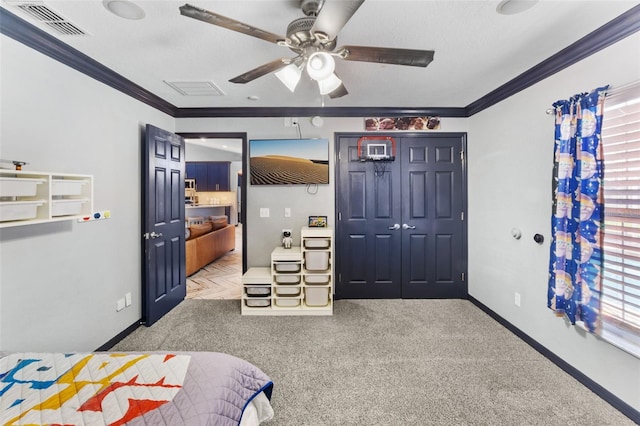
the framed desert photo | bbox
[249,138,329,185]
[308,216,327,227]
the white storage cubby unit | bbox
[241,267,272,313]
[241,227,333,315]
[0,169,93,228]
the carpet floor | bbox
[111,299,634,425]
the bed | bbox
[0,351,274,426]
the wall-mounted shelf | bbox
[0,169,93,228]
[242,227,333,316]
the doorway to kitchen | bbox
[179,132,247,299]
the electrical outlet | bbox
[116,298,125,312]
[260,208,270,218]
[125,292,132,307]
[291,117,299,126]
[514,292,521,307]
[284,207,291,217]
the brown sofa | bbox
[186,216,235,276]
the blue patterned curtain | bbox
[548,86,608,333]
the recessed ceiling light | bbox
[496,0,538,15]
[102,0,145,20]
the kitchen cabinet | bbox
[185,162,230,191]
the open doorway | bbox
[179,132,247,299]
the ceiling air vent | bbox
[164,80,226,97]
[7,1,87,36]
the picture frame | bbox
[308,216,327,228]
[249,138,329,185]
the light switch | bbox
[284,207,291,217]
[260,208,270,218]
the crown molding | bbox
[173,107,467,118]
[0,7,177,116]
[2,4,639,118]
[466,4,640,116]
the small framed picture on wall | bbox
[308,216,327,227]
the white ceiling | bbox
[2,0,638,109]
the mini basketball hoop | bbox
[357,136,396,162]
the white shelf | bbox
[0,170,93,228]
[241,227,333,316]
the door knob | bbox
[150,232,163,239]
[402,224,416,230]
[388,223,400,230]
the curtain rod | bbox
[546,79,640,114]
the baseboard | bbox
[468,296,640,424]
[95,320,141,351]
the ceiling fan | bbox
[179,0,435,99]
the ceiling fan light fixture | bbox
[102,0,145,20]
[275,64,302,92]
[307,52,335,81]
[317,73,342,95]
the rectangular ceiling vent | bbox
[164,80,226,97]
[6,1,87,36]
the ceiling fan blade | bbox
[328,83,348,99]
[337,45,435,67]
[179,4,285,45]
[229,58,293,84]
[311,0,365,41]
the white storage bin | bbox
[242,267,271,285]
[275,287,301,297]
[244,299,271,308]
[275,274,301,284]
[52,179,89,196]
[0,200,46,221]
[51,198,88,217]
[0,177,45,197]
[304,274,330,285]
[275,298,301,307]
[305,287,330,307]
[274,262,301,273]
[245,286,271,297]
[304,238,331,249]
[304,251,330,271]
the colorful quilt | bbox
[0,351,273,426]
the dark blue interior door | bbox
[400,135,466,298]
[142,124,186,326]
[335,133,467,299]
[336,136,402,298]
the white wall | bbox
[468,32,640,411]
[176,117,469,267]
[0,36,174,351]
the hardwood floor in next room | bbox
[186,224,242,300]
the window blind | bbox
[601,81,640,336]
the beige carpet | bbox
[112,299,636,425]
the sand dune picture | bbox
[249,139,329,185]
